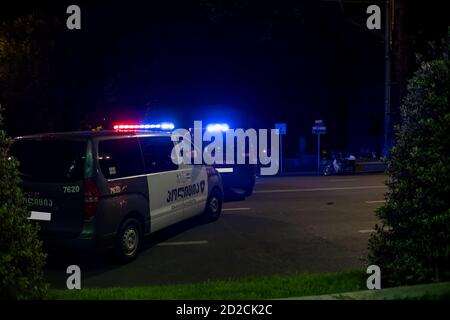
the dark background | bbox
[0,0,448,157]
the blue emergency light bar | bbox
[206,123,229,132]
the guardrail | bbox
[355,161,386,173]
[281,158,386,174]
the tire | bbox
[114,218,142,263]
[204,189,222,222]
[244,187,254,197]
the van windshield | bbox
[11,139,87,183]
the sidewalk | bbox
[281,282,450,300]
[262,161,386,177]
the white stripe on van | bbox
[216,167,234,173]
[28,211,52,221]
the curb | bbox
[280,282,450,300]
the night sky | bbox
[0,0,448,156]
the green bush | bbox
[368,37,450,287]
[0,110,48,299]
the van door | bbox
[175,139,208,219]
[139,136,183,232]
[96,137,148,240]
[180,163,208,219]
[11,139,88,238]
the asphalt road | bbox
[46,173,388,288]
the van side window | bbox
[98,138,145,179]
[139,136,178,173]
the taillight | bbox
[83,178,100,220]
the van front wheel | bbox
[204,189,222,222]
[115,218,142,262]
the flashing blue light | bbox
[160,122,175,130]
[206,123,229,132]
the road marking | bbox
[365,200,386,204]
[254,185,387,194]
[329,179,358,182]
[358,229,376,233]
[156,240,208,247]
[223,207,251,212]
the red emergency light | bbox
[113,123,175,131]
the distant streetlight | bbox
[383,0,393,157]
[322,0,393,156]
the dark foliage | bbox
[0,109,48,299]
[368,34,450,286]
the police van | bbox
[12,127,223,261]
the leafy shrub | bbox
[368,36,450,287]
[0,110,48,299]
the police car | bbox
[193,123,256,198]
[12,124,223,262]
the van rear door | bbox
[11,138,88,238]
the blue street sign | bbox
[312,126,326,134]
[312,120,326,175]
